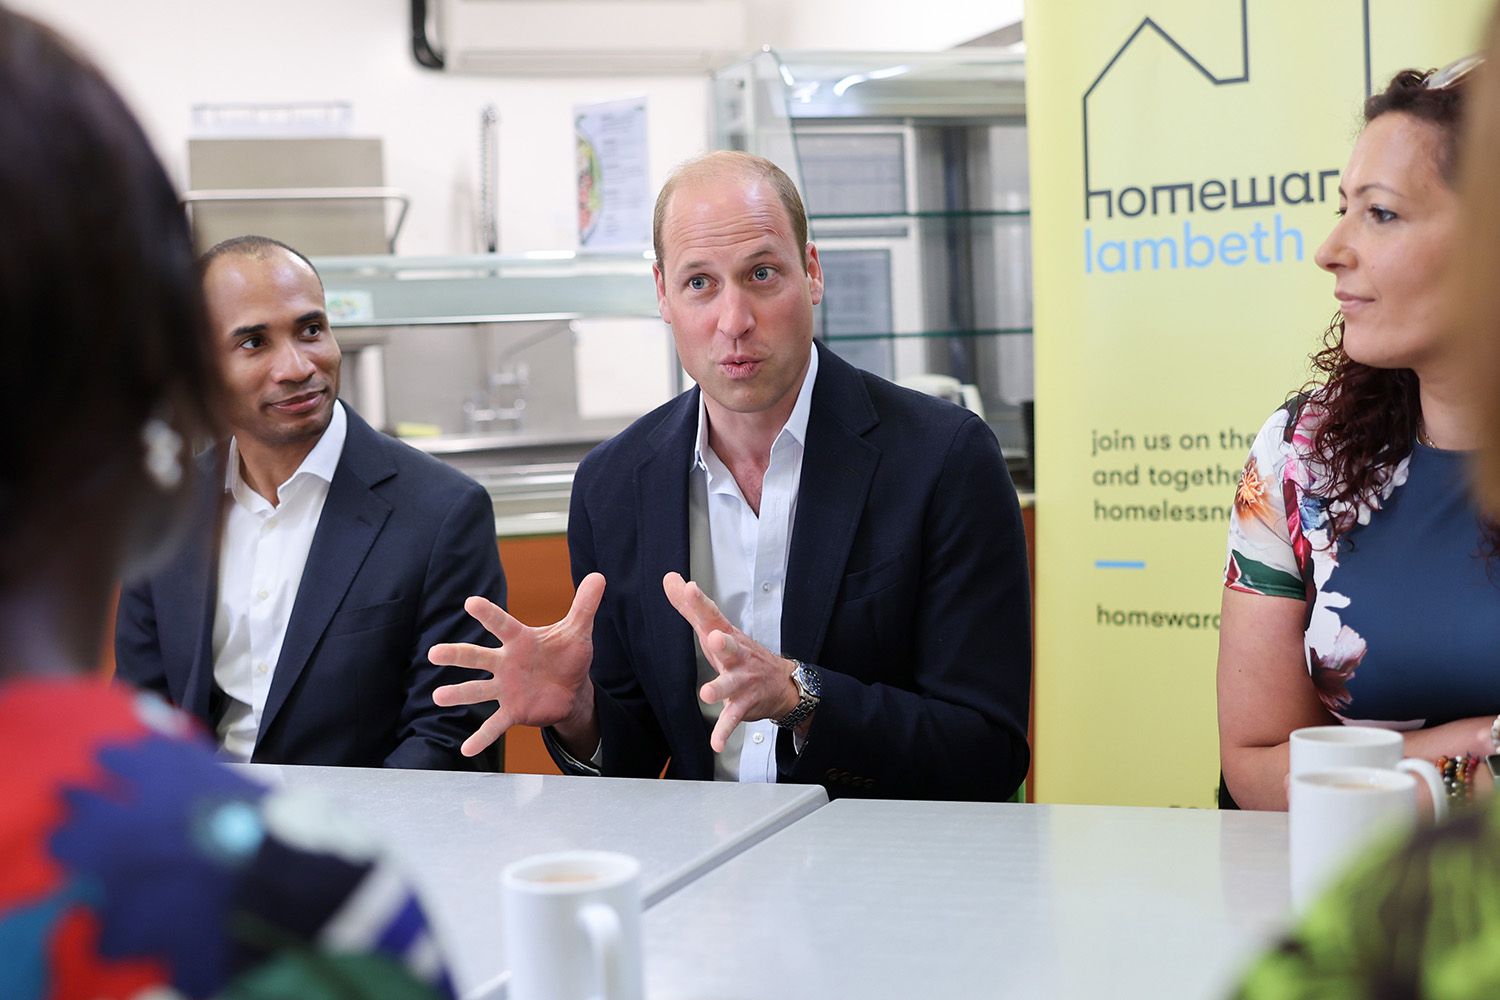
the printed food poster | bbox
[575,97,650,253]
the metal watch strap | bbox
[773,660,821,729]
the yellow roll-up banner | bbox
[1026,0,1489,806]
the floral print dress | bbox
[1224,396,1500,727]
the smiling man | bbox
[431,153,1032,801]
[116,235,505,769]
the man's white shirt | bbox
[212,401,348,761]
[689,346,818,782]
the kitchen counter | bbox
[413,427,1034,539]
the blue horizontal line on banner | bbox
[1095,560,1146,570]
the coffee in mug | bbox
[502,850,644,1000]
[530,872,605,885]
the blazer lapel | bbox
[634,391,701,752]
[258,411,394,743]
[782,345,880,660]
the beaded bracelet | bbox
[1438,753,1481,804]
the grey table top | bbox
[639,800,1291,1000]
[233,765,827,999]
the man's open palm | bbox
[430,573,606,757]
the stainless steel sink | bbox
[469,461,577,537]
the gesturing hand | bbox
[430,573,606,757]
[662,571,799,753]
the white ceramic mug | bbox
[1289,725,1433,777]
[502,850,645,1000]
[1289,765,1446,911]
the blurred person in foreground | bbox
[1217,60,1500,811]
[1234,38,1500,1000]
[0,9,453,997]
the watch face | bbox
[1487,753,1500,780]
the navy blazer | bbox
[562,343,1031,801]
[115,405,505,770]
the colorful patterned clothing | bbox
[0,678,454,1000]
[1224,398,1500,726]
[1236,800,1500,1000]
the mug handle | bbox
[578,902,623,1000]
[1398,758,1449,822]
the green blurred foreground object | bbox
[227,952,445,1000]
[1236,802,1500,1000]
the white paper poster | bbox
[574,97,651,253]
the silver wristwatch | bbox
[773,660,821,729]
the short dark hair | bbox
[0,9,219,588]
[198,234,322,286]
[652,151,809,270]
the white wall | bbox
[750,0,1021,50]
[12,0,1018,255]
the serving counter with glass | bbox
[313,250,677,502]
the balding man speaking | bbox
[433,153,1030,800]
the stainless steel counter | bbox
[469,460,575,538]
[402,425,628,463]
[424,432,1032,540]
[399,433,602,539]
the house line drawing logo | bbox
[1076,0,1383,273]
[1081,0,1376,223]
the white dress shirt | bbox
[689,346,818,782]
[212,401,348,761]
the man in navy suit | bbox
[117,236,504,770]
[432,153,1029,800]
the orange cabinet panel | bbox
[497,535,572,775]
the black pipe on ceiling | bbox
[411,0,444,70]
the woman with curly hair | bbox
[1233,20,1500,999]
[1217,60,1500,811]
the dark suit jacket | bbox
[116,405,505,770]
[560,343,1031,801]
